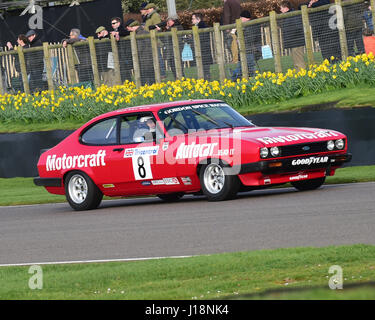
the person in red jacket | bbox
[363,28,375,54]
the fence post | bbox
[269,11,282,73]
[130,31,141,88]
[213,23,226,82]
[110,34,122,86]
[66,44,78,84]
[301,5,315,67]
[150,30,161,83]
[0,57,5,95]
[17,46,30,94]
[88,37,101,88]
[236,18,248,79]
[171,27,183,80]
[335,0,348,60]
[192,26,204,79]
[43,43,54,91]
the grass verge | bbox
[0,244,374,299]
[0,165,374,207]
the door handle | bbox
[113,148,124,152]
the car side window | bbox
[81,118,117,145]
[120,114,163,144]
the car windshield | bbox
[158,102,255,135]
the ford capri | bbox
[34,100,351,210]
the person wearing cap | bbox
[26,30,42,48]
[144,3,161,32]
[279,1,306,71]
[231,10,261,81]
[140,2,149,23]
[126,20,155,85]
[95,26,115,87]
[143,3,166,79]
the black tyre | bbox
[291,177,326,191]
[199,160,240,201]
[64,171,103,211]
[157,193,184,202]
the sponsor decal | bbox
[181,177,192,185]
[141,181,152,186]
[163,177,180,185]
[257,130,339,145]
[151,178,180,185]
[162,142,169,151]
[264,178,271,185]
[46,150,106,172]
[163,103,228,115]
[291,156,329,166]
[124,146,159,158]
[289,174,308,181]
[176,142,218,159]
[151,179,165,185]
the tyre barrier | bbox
[1,107,374,178]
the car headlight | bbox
[327,140,335,151]
[270,146,280,157]
[335,139,344,150]
[260,147,269,158]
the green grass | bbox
[0,165,373,207]
[0,244,374,299]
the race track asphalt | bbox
[0,182,374,265]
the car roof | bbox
[90,99,223,122]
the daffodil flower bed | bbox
[1,53,375,124]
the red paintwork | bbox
[36,100,349,197]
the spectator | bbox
[161,16,185,80]
[143,3,166,79]
[222,0,242,63]
[301,0,341,61]
[26,30,46,92]
[62,29,91,84]
[363,1,373,32]
[279,1,306,71]
[192,12,213,81]
[343,0,365,57]
[95,26,115,87]
[363,28,375,54]
[6,35,30,92]
[231,10,262,80]
[110,17,129,41]
[126,20,155,85]
[26,30,42,47]
[140,2,149,24]
[144,3,162,31]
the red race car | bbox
[34,99,351,211]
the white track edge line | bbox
[0,255,196,267]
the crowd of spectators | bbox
[2,0,375,92]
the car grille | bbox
[280,141,331,157]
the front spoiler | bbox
[238,153,352,175]
[34,177,62,187]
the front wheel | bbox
[291,177,326,191]
[65,171,103,211]
[199,160,240,201]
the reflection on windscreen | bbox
[158,103,254,135]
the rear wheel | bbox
[157,193,184,202]
[65,171,103,211]
[199,160,240,201]
[291,177,326,191]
